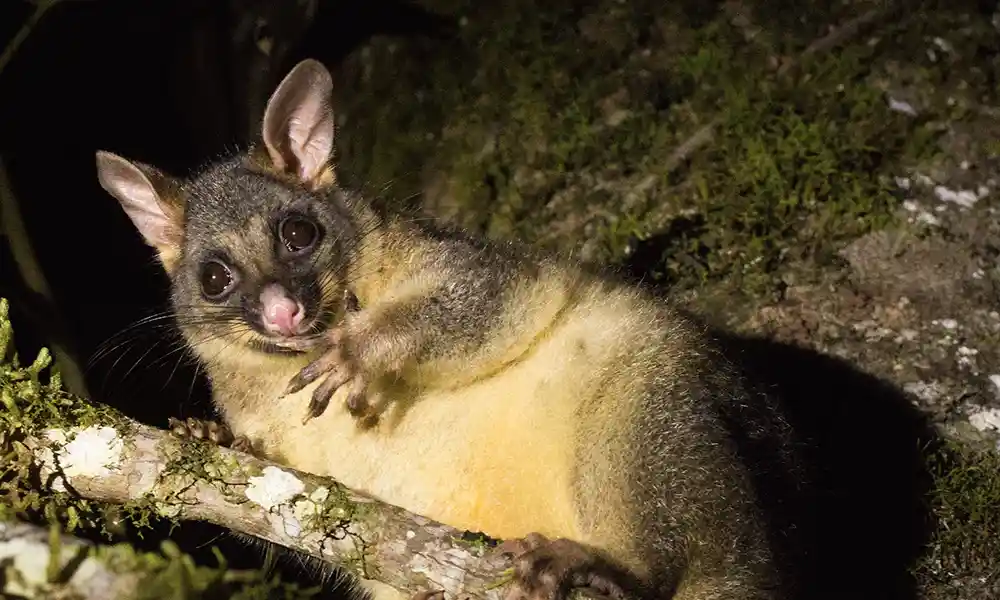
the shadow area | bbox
[713,330,936,600]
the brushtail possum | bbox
[95,59,801,600]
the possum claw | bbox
[282,346,342,397]
[168,417,254,454]
[286,328,371,423]
[230,436,255,454]
[302,364,346,421]
[281,328,345,397]
[304,371,369,424]
[499,533,633,600]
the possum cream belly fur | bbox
[213,293,646,542]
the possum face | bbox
[174,161,359,353]
[95,59,358,355]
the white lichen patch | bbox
[245,467,315,540]
[932,36,954,54]
[0,532,62,595]
[932,318,959,330]
[245,466,306,511]
[288,486,359,551]
[0,523,124,597]
[968,405,1000,433]
[256,491,354,549]
[292,486,331,525]
[904,380,946,404]
[888,97,917,116]
[934,185,979,209]
[852,319,894,342]
[267,509,304,539]
[956,346,980,374]
[407,541,476,596]
[36,426,124,491]
[902,200,941,226]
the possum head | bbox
[95,59,359,355]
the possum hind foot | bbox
[498,533,638,600]
[167,417,255,454]
[280,327,371,423]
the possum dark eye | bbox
[279,215,319,254]
[200,260,235,300]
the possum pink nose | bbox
[260,284,304,336]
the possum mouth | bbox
[251,331,321,355]
[249,302,339,355]
[254,340,306,355]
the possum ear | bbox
[261,58,335,185]
[95,151,186,272]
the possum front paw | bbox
[497,533,634,600]
[167,417,255,454]
[281,327,371,424]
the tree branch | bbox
[0,518,328,599]
[1,519,144,599]
[21,418,514,600]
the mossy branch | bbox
[1,519,149,599]
[0,519,315,599]
[21,420,516,600]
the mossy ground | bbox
[336,0,949,299]
[921,440,1000,597]
[334,0,1000,597]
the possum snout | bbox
[260,283,305,336]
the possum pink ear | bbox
[261,58,335,184]
[95,151,185,268]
